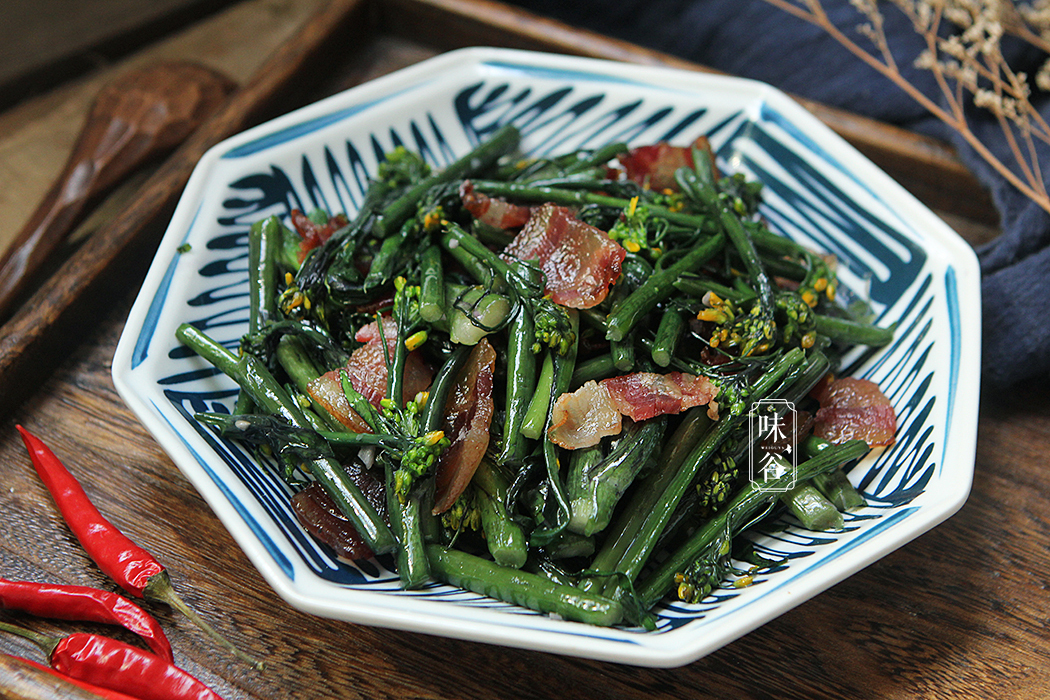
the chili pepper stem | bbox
[144,571,263,670]
[0,620,59,657]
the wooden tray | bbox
[0,2,1008,697]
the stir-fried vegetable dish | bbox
[176,124,897,628]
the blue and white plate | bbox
[112,48,980,667]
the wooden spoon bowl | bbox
[0,61,236,319]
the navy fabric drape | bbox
[508,0,1050,391]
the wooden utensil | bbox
[0,61,236,319]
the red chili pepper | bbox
[53,634,225,700]
[0,622,224,700]
[0,577,173,661]
[5,653,145,700]
[16,426,162,597]
[16,425,261,669]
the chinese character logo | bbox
[748,399,797,493]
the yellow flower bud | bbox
[405,330,428,351]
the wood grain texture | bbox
[0,0,241,110]
[0,655,114,700]
[0,61,235,319]
[0,1,1040,699]
[0,0,329,273]
[0,0,368,419]
[1,306,1047,697]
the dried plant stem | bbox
[1000,2,1050,56]
[760,0,1050,217]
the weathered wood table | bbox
[0,1,1045,698]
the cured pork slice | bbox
[433,339,496,514]
[307,317,433,432]
[550,371,719,449]
[503,203,625,309]
[813,377,896,447]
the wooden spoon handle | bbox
[0,61,235,318]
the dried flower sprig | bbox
[759,0,1050,216]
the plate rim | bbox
[112,45,982,668]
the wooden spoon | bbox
[0,61,236,319]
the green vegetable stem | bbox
[636,438,869,608]
[374,123,522,237]
[174,128,898,626]
[566,417,666,537]
[176,323,396,555]
[426,546,623,626]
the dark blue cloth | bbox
[509,0,1050,391]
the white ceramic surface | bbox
[112,47,980,667]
